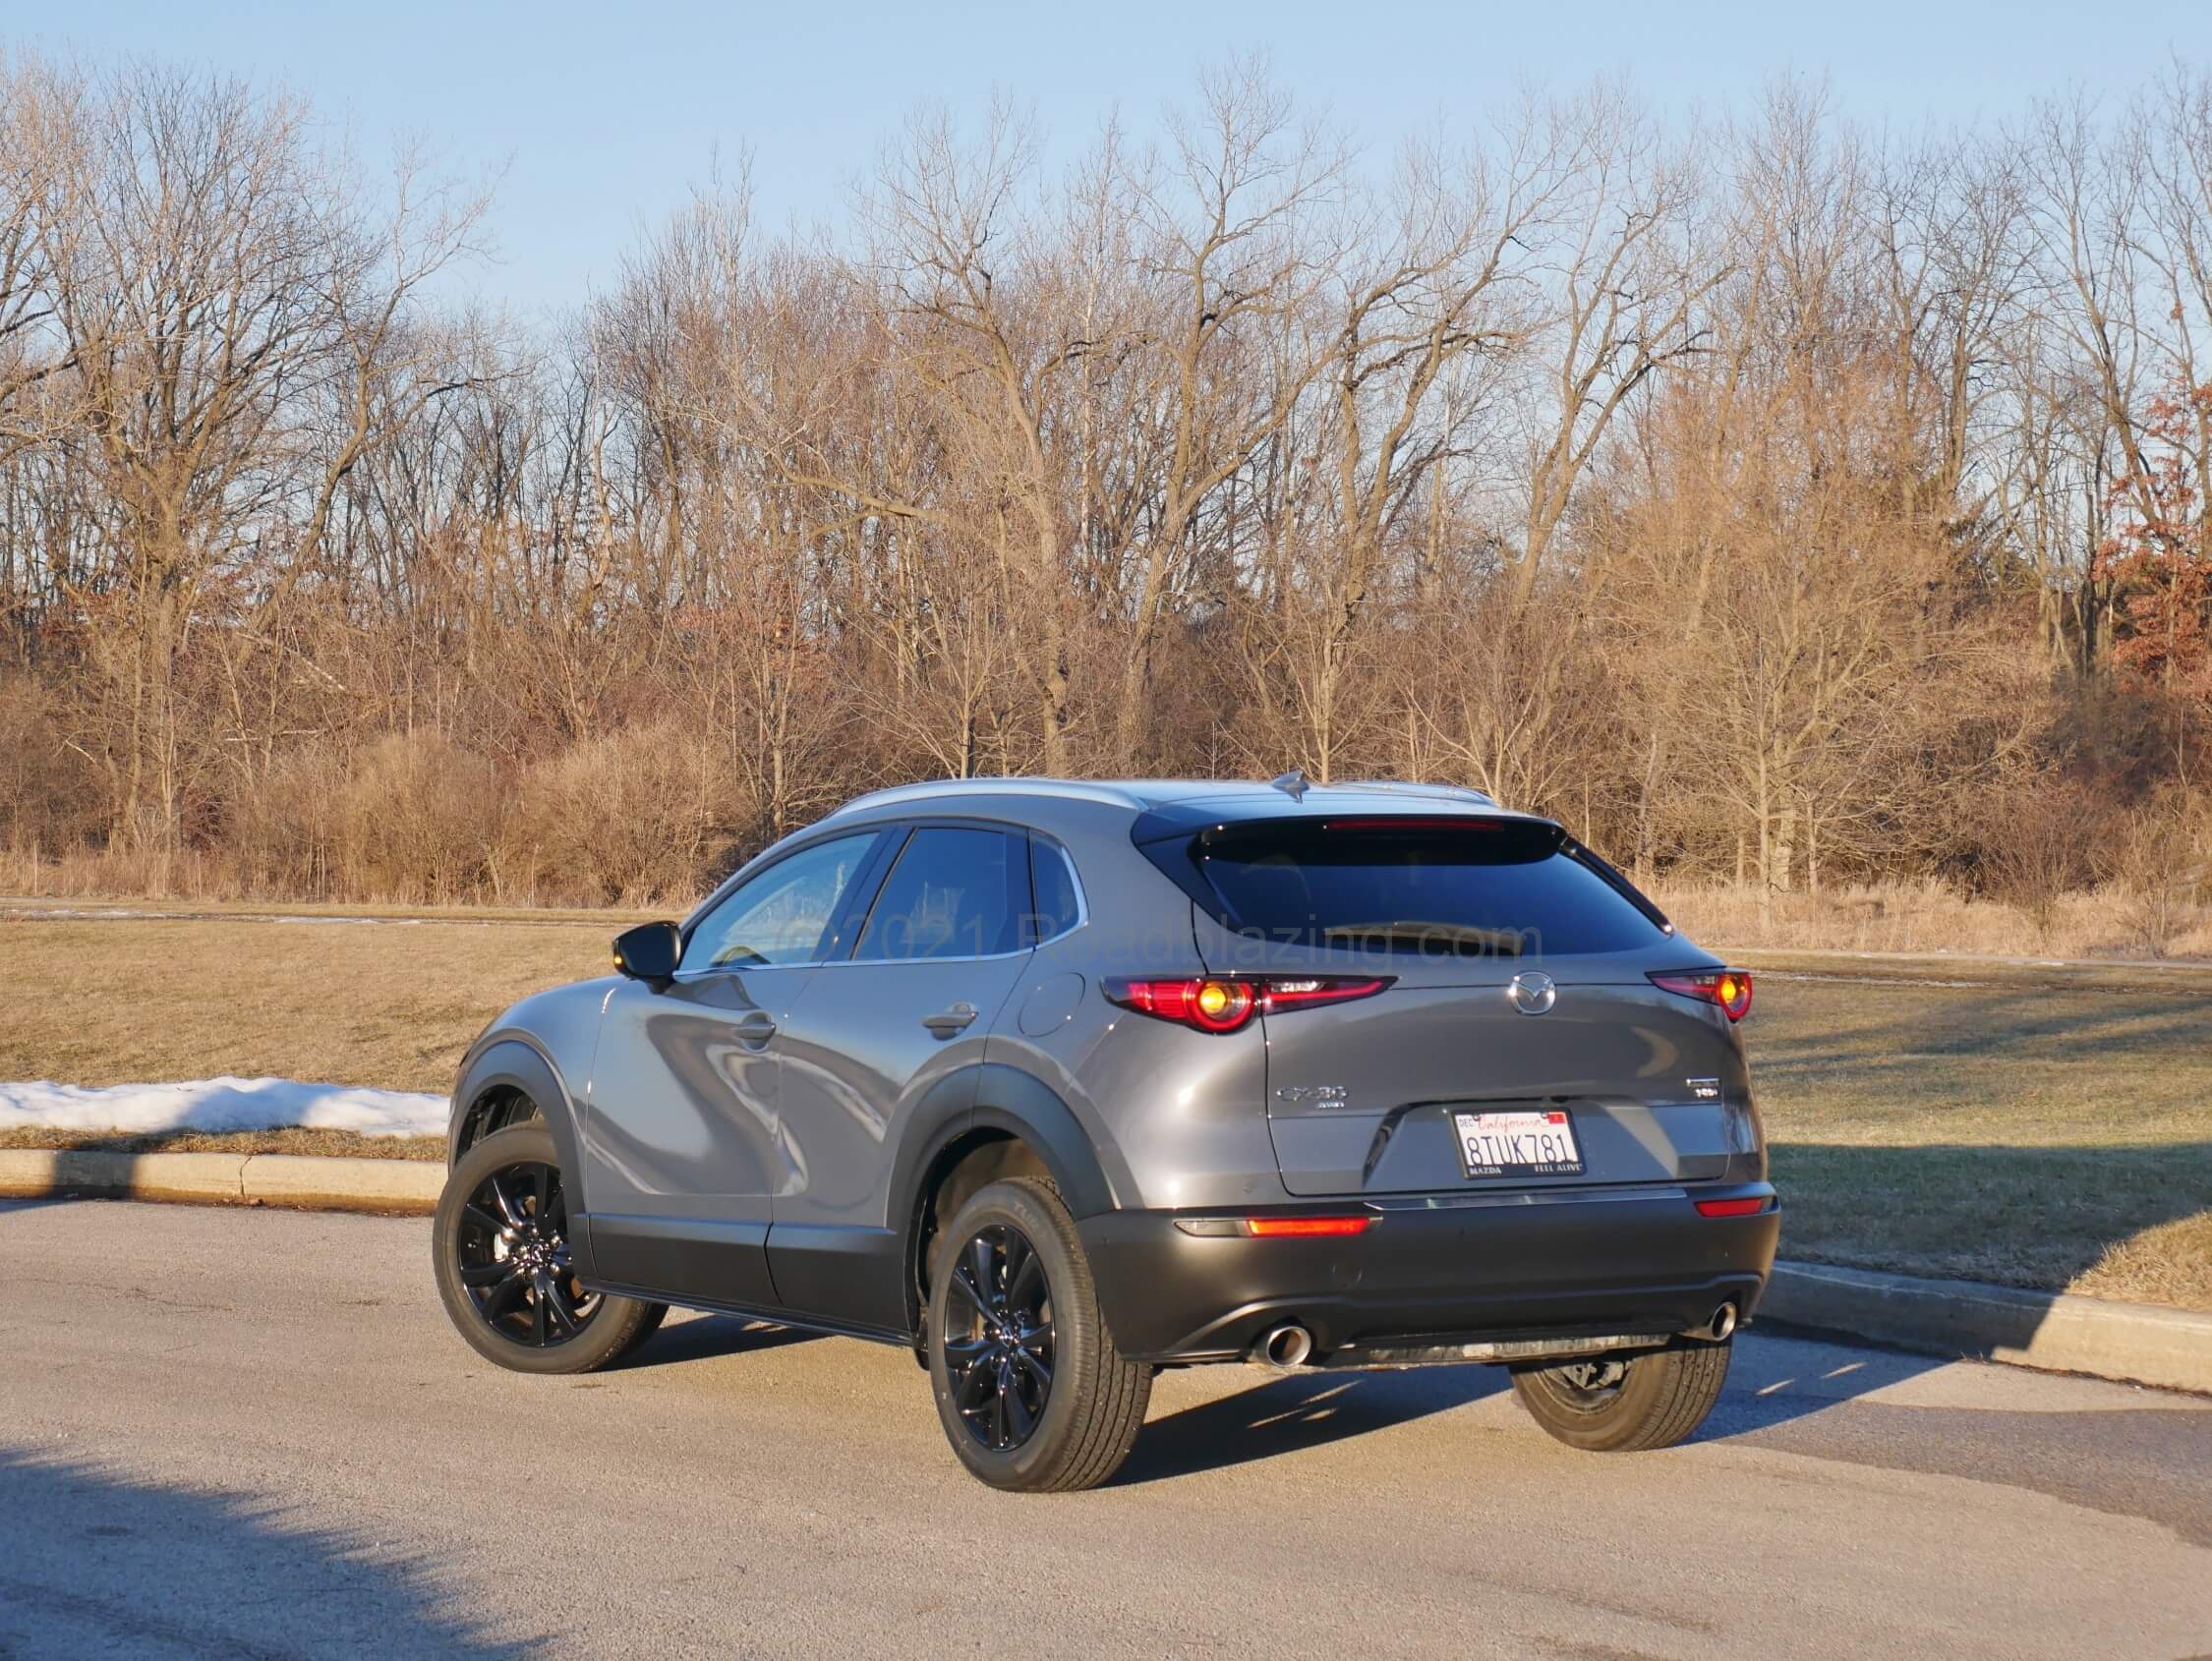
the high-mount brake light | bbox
[1647,968,1755,1022]
[1317,817,1505,832]
[1102,975,1393,1033]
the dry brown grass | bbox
[0,1125,444,1161]
[1,895,654,926]
[2074,1214,2212,1309]
[1658,877,2212,962]
[0,915,619,1093]
[1740,953,2212,1311]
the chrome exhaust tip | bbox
[1709,1302,1738,1342]
[1256,1322,1314,1368]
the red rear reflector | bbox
[1694,1197,1766,1219]
[1243,1215,1374,1237]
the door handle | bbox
[922,1002,978,1038]
[731,1011,779,1050]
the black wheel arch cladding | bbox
[449,1035,596,1280]
[891,1062,1125,1337]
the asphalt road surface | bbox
[3,1202,2207,1660]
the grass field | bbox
[0,913,613,1092]
[1727,950,2212,1310]
[3,912,2207,1310]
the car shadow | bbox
[1107,1323,1997,1484]
[1702,1326,1946,1434]
[1108,1364,1507,1485]
[617,1311,822,1370]
[0,1447,539,1656]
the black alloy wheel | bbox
[433,1121,667,1375]
[453,1159,601,1347]
[1541,1355,1630,1410]
[940,1222,1057,1452]
[925,1176,1152,1490]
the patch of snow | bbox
[0,1076,447,1138]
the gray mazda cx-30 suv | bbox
[433,776,1777,1490]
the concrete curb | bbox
[1763,1260,2212,1396]
[0,1148,439,1215]
[3,1153,2205,1393]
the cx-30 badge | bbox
[1508,971,1557,1015]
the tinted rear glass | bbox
[1025,837,1083,945]
[1179,820,1663,957]
[853,828,1021,960]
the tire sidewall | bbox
[1511,1340,1730,1453]
[926,1178,1095,1490]
[432,1122,643,1376]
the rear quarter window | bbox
[1024,837,1084,945]
[1162,819,1665,957]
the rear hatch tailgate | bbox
[1252,970,1750,1194]
[1150,810,1757,1199]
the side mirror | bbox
[612,921,682,983]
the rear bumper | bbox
[1078,1183,1779,1363]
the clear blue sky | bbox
[12,0,2204,320]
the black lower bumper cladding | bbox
[1078,1184,1779,1364]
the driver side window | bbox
[680,832,878,972]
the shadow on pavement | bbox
[1712,1332,2212,1546]
[1104,1327,2208,1548]
[0,1447,539,1658]
[1111,1364,1507,1484]
[622,1311,822,1369]
[1111,1325,1968,1485]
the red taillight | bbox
[1647,968,1754,1022]
[1243,1215,1374,1236]
[1256,976,1391,1010]
[1105,977,1257,1032]
[1103,975,1393,1033]
[1694,1196,1767,1218]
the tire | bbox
[926,1176,1151,1493]
[1510,1339,1732,1453]
[433,1122,667,1375]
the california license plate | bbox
[1452,1109,1584,1178]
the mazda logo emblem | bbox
[1508,972,1557,1015]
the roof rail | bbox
[829,777,1153,817]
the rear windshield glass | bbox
[1175,820,1664,957]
